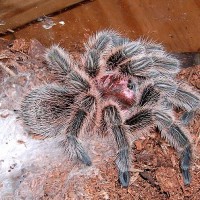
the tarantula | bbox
[21,30,200,187]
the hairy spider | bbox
[21,30,200,187]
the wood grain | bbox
[0,0,86,34]
[1,0,200,52]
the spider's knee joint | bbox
[180,111,194,125]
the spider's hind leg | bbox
[125,108,192,185]
[21,84,74,137]
[155,111,192,185]
[155,80,200,124]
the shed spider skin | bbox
[21,30,200,187]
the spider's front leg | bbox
[85,30,131,53]
[82,30,118,78]
[100,36,180,77]
[102,104,130,187]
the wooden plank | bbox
[0,0,86,34]
[2,0,200,53]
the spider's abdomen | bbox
[96,74,136,107]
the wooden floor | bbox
[1,0,200,52]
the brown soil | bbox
[0,38,199,200]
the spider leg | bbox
[21,84,74,137]
[138,79,199,123]
[67,69,91,93]
[82,49,101,78]
[46,45,92,92]
[85,29,131,52]
[155,111,192,185]
[125,108,192,185]
[181,111,195,125]
[64,94,96,166]
[140,39,165,52]
[86,31,180,79]
[105,41,145,71]
[102,105,130,187]
[85,30,117,52]
[87,31,179,77]
[138,84,160,107]
[155,80,200,116]
[136,83,193,184]
[119,50,180,78]
[124,109,153,131]
[83,30,128,78]
[45,45,74,77]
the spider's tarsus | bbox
[85,29,114,52]
[79,151,92,166]
[116,148,130,187]
[90,34,111,52]
[119,170,130,187]
[182,169,191,185]
[155,111,192,184]
[181,145,191,185]
[66,135,92,166]
[75,141,92,166]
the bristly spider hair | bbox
[21,30,200,187]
